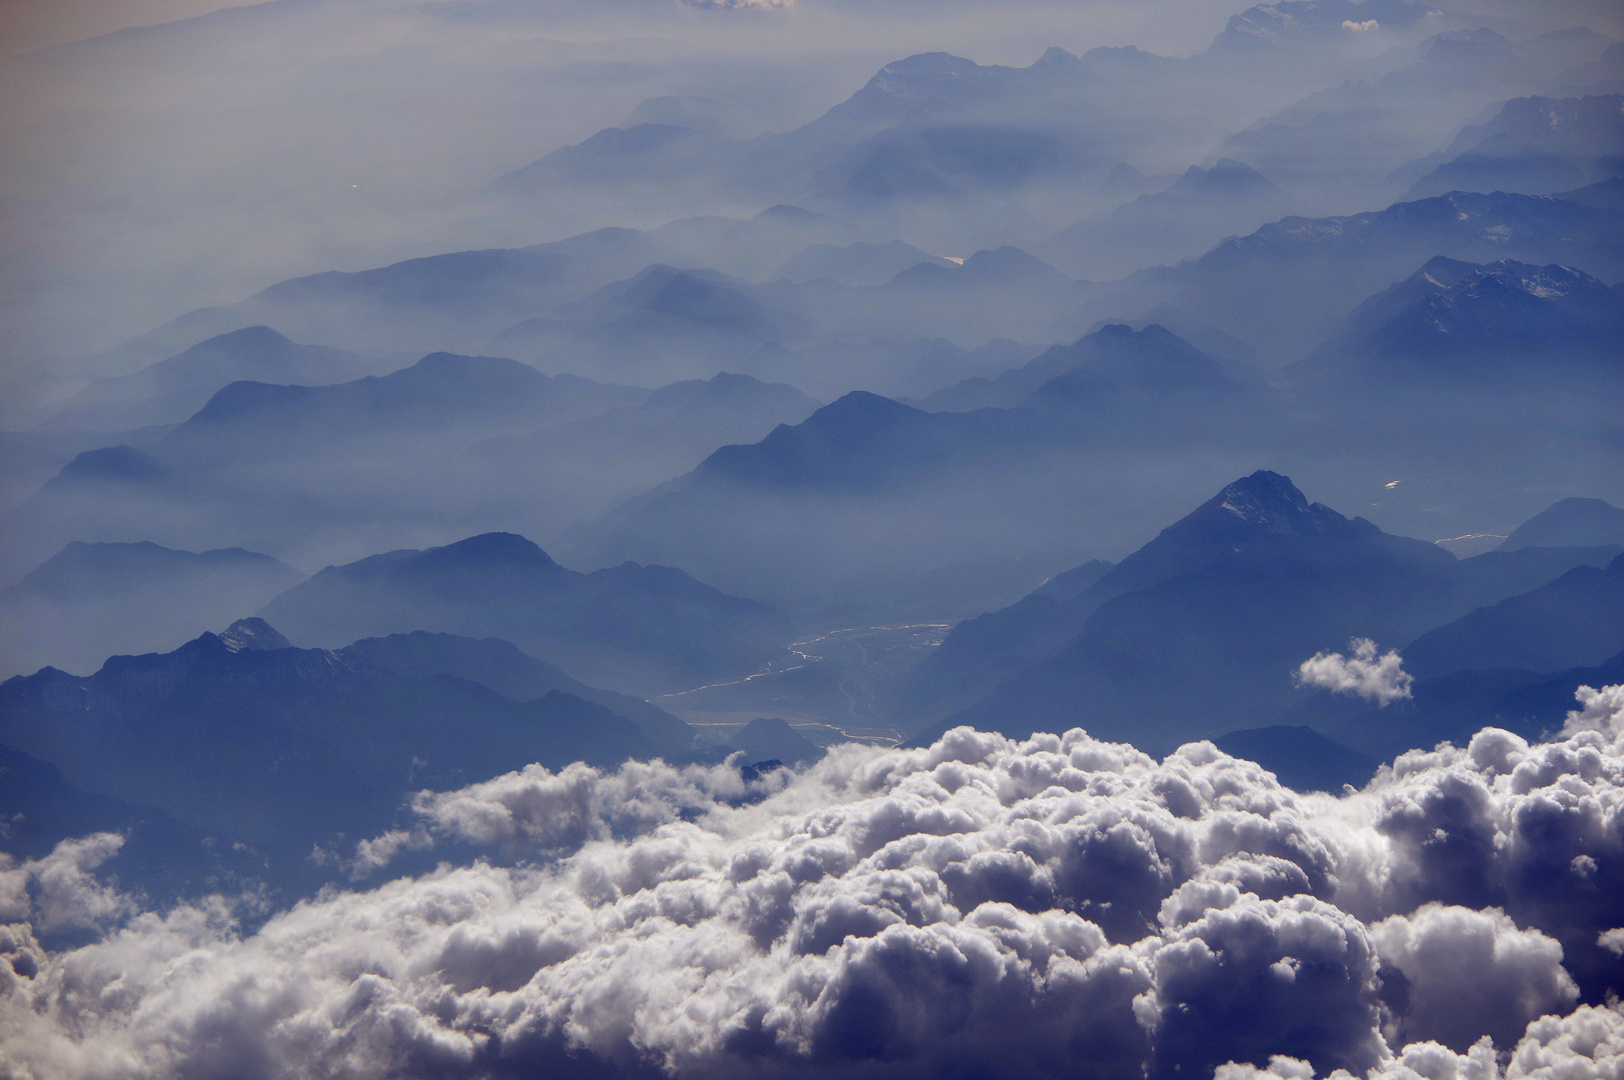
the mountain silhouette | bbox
[1500,497,1624,551]
[1403,553,1624,679]
[1288,257,1624,391]
[160,352,639,461]
[40,326,384,431]
[1405,93,1624,200]
[1055,189,1624,365]
[0,621,673,870]
[0,540,305,679]
[258,532,790,696]
[911,472,1624,751]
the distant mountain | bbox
[258,532,790,696]
[495,122,732,190]
[326,630,693,758]
[0,540,306,679]
[487,34,1374,249]
[1208,0,1432,52]
[39,326,387,431]
[649,206,866,281]
[696,324,1252,493]
[526,265,797,384]
[2,349,642,580]
[464,372,821,520]
[919,323,1246,412]
[1285,256,1624,392]
[0,445,184,578]
[1055,189,1624,365]
[693,391,1015,496]
[1217,28,1614,207]
[0,622,667,869]
[157,352,642,462]
[98,227,675,366]
[1403,553,1624,679]
[1047,159,1301,279]
[1404,94,1624,200]
[750,338,1040,402]
[1549,40,1624,97]
[912,472,1624,752]
[774,240,953,286]
[889,245,1071,292]
[569,326,1280,605]
[1500,497,1624,550]
[490,245,1079,384]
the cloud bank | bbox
[3,687,1624,1079]
[1297,638,1415,705]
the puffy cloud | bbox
[1220,1002,1624,1079]
[1562,684,1624,737]
[3,688,1624,1079]
[1342,19,1380,32]
[0,834,135,934]
[1297,638,1414,705]
[1504,1003,1624,1079]
[1370,905,1577,1051]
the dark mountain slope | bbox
[258,532,789,696]
[0,742,262,906]
[915,473,1624,752]
[1287,256,1624,391]
[903,559,1114,720]
[0,623,662,864]
[338,630,693,757]
[1403,554,1624,678]
[1212,726,1375,793]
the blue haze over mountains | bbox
[4,0,1624,1075]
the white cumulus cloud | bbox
[1297,637,1414,705]
[3,687,1624,1079]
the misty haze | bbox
[2,0,1623,1076]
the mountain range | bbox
[1404,93,1624,200]
[907,473,1624,751]
[1219,27,1618,211]
[39,326,391,432]
[1045,159,1302,279]
[1055,187,1624,366]
[1285,256,1624,394]
[0,619,690,879]
[0,540,304,679]
[258,531,791,696]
